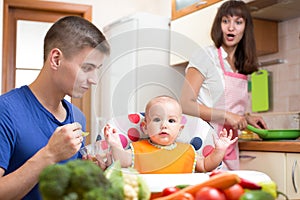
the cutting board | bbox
[251,69,269,112]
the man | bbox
[0,16,110,200]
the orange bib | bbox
[131,140,196,174]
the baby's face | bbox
[144,100,183,146]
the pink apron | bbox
[216,48,248,170]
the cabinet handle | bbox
[292,160,298,193]
[196,1,207,7]
[239,155,256,159]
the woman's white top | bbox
[186,46,235,108]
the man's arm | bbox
[0,123,83,200]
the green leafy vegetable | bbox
[39,160,150,200]
[39,160,114,200]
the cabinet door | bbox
[172,0,222,20]
[253,19,278,56]
[286,153,300,199]
[240,151,286,196]
[170,1,224,66]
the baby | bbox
[104,96,237,173]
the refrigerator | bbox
[95,12,175,125]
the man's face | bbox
[59,47,105,98]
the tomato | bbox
[195,186,226,200]
[223,184,245,200]
[162,186,180,196]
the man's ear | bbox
[49,48,62,70]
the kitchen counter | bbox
[238,139,300,153]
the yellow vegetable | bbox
[82,132,90,137]
[258,180,277,198]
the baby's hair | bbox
[152,95,179,102]
[145,95,182,117]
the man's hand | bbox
[44,122,83,163]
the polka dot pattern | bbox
[128,114,140,124]
[127,127,140,142]
[181,115,187,125]
[202,145,214,157]
[190,137,203,151]
[104,113,215,156]
[118,134,129,149]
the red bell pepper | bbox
[239,178,262,190]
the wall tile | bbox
[289,95,300,112]
[254,17,300,114]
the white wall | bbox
[43,0,171,31]
[92,0,171,28]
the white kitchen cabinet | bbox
[286,153,300,199]
[240,151,300,200]
[240,151,286,198]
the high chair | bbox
[100,112,216,158]
[99,113,274,196]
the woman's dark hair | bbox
[44,16,110,62]
[211,0,258,74]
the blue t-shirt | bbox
[0,85,86,200]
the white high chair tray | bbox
[139,173,209,192]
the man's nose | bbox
[87,71,98,85]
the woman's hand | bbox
[225,111,247,130]
[245,114,268,129]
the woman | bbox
[180,0,267,170]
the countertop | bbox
[238,139,300,153]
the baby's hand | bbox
[214,129,238,150]
[104,124,123,148]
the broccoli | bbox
[39,163,72,200]
[39,160,150,200]
[83,187,123,200]
[39,160,112,200]
[66,159,111,198]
